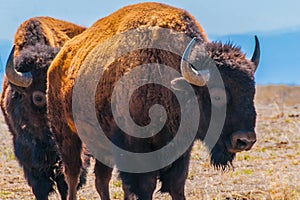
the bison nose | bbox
[228,131,256,153]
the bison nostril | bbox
[229,131,257,153]
[236,139,247,150]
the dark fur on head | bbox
[200,41,257,170]
[14,19,48,53]
[206,42,256,77]
[15,44,59,72]
[13,44,59,97]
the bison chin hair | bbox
[210,144,235,171]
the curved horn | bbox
[5,46,32,87]
[251,35,260,72]
[181,37,210,86]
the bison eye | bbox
[32,91,46,107]
[210,88,227,107]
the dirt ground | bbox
[0,85,299,200]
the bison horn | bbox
[5,46,32,87]
[181,37,210,86]
[251,35,260,72]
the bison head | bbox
[172,36,260,170]
[5,44,59,136]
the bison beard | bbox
[210,141,235,170]
[13,128,66,198]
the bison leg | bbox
[120,171,157,200]
[122,184,135,200]
[159,149,192,200]
[55,172,68,200]
[23,167,54,200]
[94,160,113,200]
[59,133,83,200]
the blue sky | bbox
[1,0,300,38]
[0,0,300,85]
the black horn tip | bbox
[182,37,197,61]
[251,35,260,72]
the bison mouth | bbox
[209,130,256,170]
[210,141,235,171]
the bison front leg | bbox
[94,160,113,200]
[159,148,192,200]
[59,133,83,200]
[120,171,157,200]
[55,172,68,200]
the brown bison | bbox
[0,17,88,200]
[47,2,260,200]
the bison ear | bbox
[171,77,191,91]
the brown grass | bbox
[0,85,299,200]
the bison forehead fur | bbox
[46,2,259,199]
[14,44,59,72]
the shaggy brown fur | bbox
[47,2,258,200]
[0,17,86,200]
[47,3,208,200]
[13,16,86,53]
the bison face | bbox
[209,72,257,169]
[5,44,59,138]
[172,36,260,170]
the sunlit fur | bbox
[46,2,258,199]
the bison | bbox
[1,17,88,200]
[46,2,260,200]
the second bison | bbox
[1,17,88,200]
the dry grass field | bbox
[0,85,299,200]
